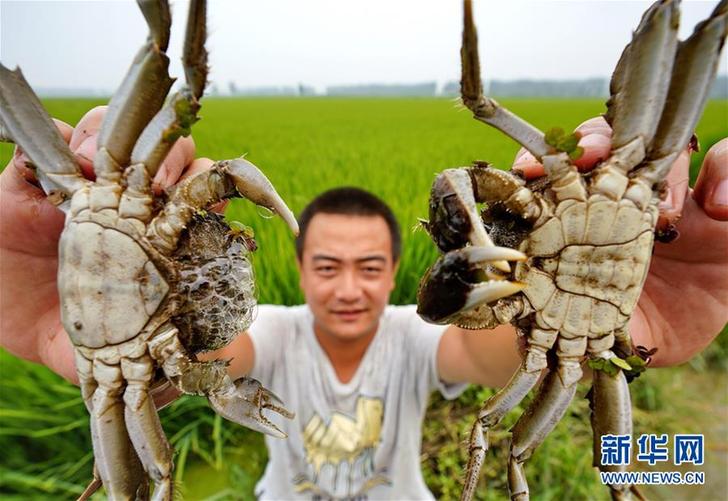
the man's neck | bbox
[313,323,378,384]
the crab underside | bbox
[417,1,727,500]
[0,0,300,499]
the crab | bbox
[416,1,727,499]
[0,0,299,499]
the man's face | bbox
[298,213,398,343]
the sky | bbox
[0,0,726,94]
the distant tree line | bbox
[223,76,727,98]
[36,76,727,98]
[442,76,728,99]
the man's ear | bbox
[390,260,400,290]
[296,256,304,289]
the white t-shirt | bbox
[247,304,466,500]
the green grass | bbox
[1,98,726,499]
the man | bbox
[1,107,727,499]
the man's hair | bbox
[295,187,401,262]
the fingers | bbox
[179,157,215,180]
[511,149,544,179]
[656,148,690,230]
[572,133,611,170]
[151,135,196,194]
[66,104,197,191]
[574,116,612,137]
[69,105,107,178]
[693,138,728,221]
[512,116,612,179]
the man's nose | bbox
[335,270,362,301]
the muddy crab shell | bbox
[172,212,257,354]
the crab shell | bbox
[59,213,173,350]
[515,195,657,338]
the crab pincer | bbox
[209,377,295,439]
[417,246,526,325]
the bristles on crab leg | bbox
[461,0,550,160]
[0,65,88,207]
[469,166,544,223]
[129,0,209,181]
[625,1,728,208]
[94,0,174,184]
[592,0,680,200]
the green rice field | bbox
[1,98,726,500]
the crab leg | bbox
[94,0,174,185]
[129,0,208,185]
[507,366,579,500]
[626,1,728,208]
[0,115,12,142]
[461,0,549,160]
[0,65,88,208]
[588,351,634,501]
[147,158,298,254]
[461,328,556,501]
[119,0,209,224]
[591,0,679,200]
[469,165,544,223]
[461,1,585,201]
[121,354,174,501]
[89,358,149,500]
[148,326,294,438]
[76,353,148,500]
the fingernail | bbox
[710,179,728,208]
[574,133,610,170]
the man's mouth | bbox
[331,309,367,320]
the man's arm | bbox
[437,324,521,388]
[198,331,255,381]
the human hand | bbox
[0,105,201,384]
[511,117,728,366]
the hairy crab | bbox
[0,0,298,499]
[417,0,727,499]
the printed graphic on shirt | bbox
[293,396,390,497]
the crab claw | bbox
[417,246,526,324]
[222,158,300,236]
[208,377,294,439]
[428,168,511,272]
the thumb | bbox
[692,138,728,221]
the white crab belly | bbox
[59,221,169,348]
[517,197,655,337]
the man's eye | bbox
[362,267,383,275]
[316,266,336,274]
